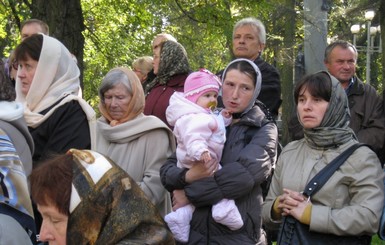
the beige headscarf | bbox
[15,34,96,146]
[98,67,145,126]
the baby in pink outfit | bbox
[165,69,243,243]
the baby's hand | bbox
[221,109,232,118]
[201,151,212,163]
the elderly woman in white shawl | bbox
[14,34,96,167]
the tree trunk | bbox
[279,0,296,146]
[31,0,85,87]
[380,0,385,91]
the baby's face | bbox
[196,91,218,110]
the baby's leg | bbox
[164,204,195,242]
[212,199,243,230]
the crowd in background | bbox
[0,16,384,245]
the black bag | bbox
[277,143,371,245]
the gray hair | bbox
[233,17,266,44]
[324,40,358,63]
[99,69,132,102]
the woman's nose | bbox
[39,221,53,242]
[231,88,239,99]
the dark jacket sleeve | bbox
[185,123,276,207]
[160,153,189,192]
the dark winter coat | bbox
[160,105,278,244]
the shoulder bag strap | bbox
[302,143,368,197]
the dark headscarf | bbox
[67,149,174,245]
[302,71,356,149]
[144,40,190,94]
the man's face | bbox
[324,46,357,84]
[21,23,44,41]
[232,25,264,61]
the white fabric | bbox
[15,34,96,147]
[0,101,24,121]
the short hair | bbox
[14,34,43,62]
[233,17,266,44]
[294,72,332,105]
[324,40,358,63]
[30,153,73,215]
[99,69,133,103]
[132,56,153,75]
[21,19,49,35]
[0,59,16,101]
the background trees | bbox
[1,0,383,145]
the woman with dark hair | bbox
[29,149,175,244]
[262,71,384,244]
[14,34,95,166]
[144,40,190,128]
[160,58,278,244]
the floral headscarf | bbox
[98,67,145,126]
[67,149,174,245]
[302,71,356,148]
[144,40,190,94]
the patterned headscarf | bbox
[302,71,356,148]
[67,149,174,244]
[144,40,190,94]
[98,67,145,126]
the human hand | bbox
[172,189,190,211]
[221,109,232,118]
[201,151,212,163]
[185,159,217,183]
[277,188,307,217]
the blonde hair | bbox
[132,56,153,75]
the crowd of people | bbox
[0,15,384,245]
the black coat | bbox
[29,100,91,167]
[160,105,278,245]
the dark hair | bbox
[21,19,49,35]
[324,40,357,63]
[0,59,16,101]
[30,153,73,215]
[223,60,257,83]
[294,72,332,105]
[14,34,43,62]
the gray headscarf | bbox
[302,71,356,148]
[221,58,262,118]
[144,40,190,94]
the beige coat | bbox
[95,113,176,217]
[262,139,384,236]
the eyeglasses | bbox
[12,61,18,70]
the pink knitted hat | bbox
[184,69,221,103]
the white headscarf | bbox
[15,34,96,145]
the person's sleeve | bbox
[310,148,384,235]
[160,153,188,192]
[185,122,278,207]
[137,129,172,205]
[354,87,385,154]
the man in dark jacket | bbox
[218,17,282,119]
[324,40,385,163]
